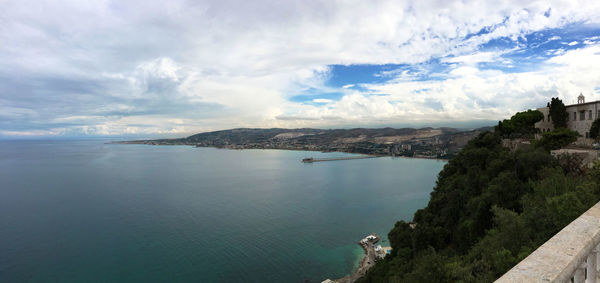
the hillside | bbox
[357,113,600,282]
[118,127,491,158]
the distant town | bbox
[117,126,492,159]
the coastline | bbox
[330,234,383,283]
[111,141,451,161]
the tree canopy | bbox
[495,110,543,139]
[590,118,600,140]
[549,97,568,129]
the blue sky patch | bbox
[464,16,510,41]
[287,24,600,106]
[478,24,600,72]
[325,64,408,87]
[289,89,346,104]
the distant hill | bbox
[118,126,493,159]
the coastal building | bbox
[534,93,600,145]
[375,245,385,259]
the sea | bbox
[0,139,446,282]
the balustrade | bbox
[496,202,600,282]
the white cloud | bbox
[442,51,501,65]
[2,0,600,136]
[0,130,60,136]
[312,98,333,104]
[281,45,600,125]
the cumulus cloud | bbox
[1,0,600,136]
[288,45,600,125]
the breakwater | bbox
[301,156,380,163]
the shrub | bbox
[533,128,579,151]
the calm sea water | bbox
[0,139,446,282]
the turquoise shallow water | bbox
[0,139,446,282]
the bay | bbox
[0,139,446,282]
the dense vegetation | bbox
[495,110,543,138]
[358,114,599,282]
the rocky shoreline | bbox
[323,233,386,283]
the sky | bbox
[2,0,600,137]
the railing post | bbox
[587,251,597,283]
[575,263,586,283]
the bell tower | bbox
[578,92,585,104]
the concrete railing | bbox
[496,202,600,283]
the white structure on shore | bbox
[534,93,600,145]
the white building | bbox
[535,93,600,145]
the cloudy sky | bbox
[2,0,600,137]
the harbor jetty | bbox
[301,156,379,163]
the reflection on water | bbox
[0,140,445,282]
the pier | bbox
[301,156,379,163]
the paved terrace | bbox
[497,201,600,283]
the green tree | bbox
[590,118,600,140]
[495,110,544,139]
[534,128,579,151]
[387,221,413,257]
[549,97,568,128]
[590,160,600,183]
